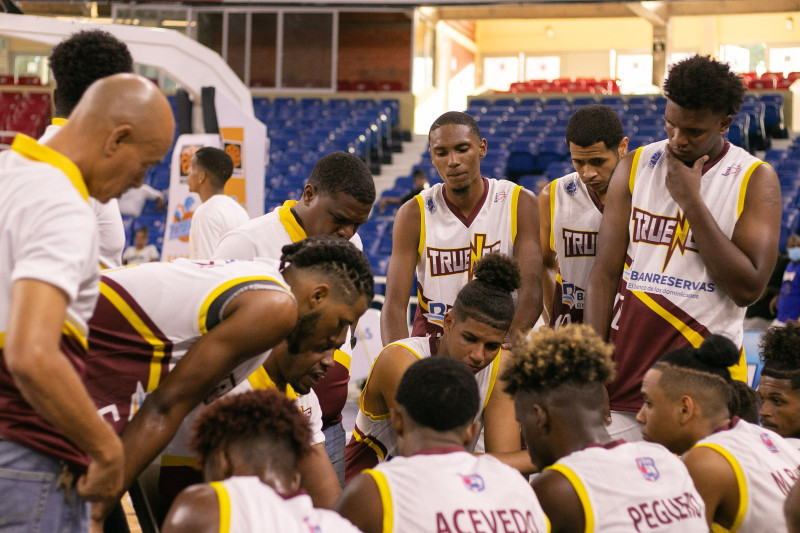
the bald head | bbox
[48,73,175,202]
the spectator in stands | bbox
[45,29,134,269]
[162,389,361,533]
[119,183,165,218]
[770,233,800,325]
[377,168,428,213]
[586,54,781,441]
[123,228,160,265]
[187,147,249,259]
[0,73,174,531]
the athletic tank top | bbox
[412,178,521,338]
[549,172,603,328]
[548,440,707,532]
[608,140,762,411]
[344,336,501,481]
[694,418,800,532]
[365,449,550,533]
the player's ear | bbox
[677,394,696,425]
[104,124,134,156]
[443,311,455,334]
[479,138,487,159]
[390,406,405,437]
[301,183,316,206]
[720,115,733,134]
[532,404,550,433]
[289,471,302,493]
[462,421,481,447]
[618,137,629,158]
[307,284,330,309]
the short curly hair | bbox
[663,55,745,116]
[280,235,374,304]
[760,322,800,389]
[190,389,312,470]
[565,104,625,150]
[194,147,233,188]
[452,253,520,332]
[308,151,376,206]
[503,324,615,395]
[429,111,481,141]
[49,30,134,117]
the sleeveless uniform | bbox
[412,178,521,338]
[213,199,358,432]
[608,140,761,412]
[547,440,707,532]
[343,336,500,481]
[694,418,800,532]
[364,448,550,533]
[83,258,293,435]
[208,476,360,532]
[548,172,604,328]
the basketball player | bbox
[162,389,361,532]
[381,111,542,345]
[336,356,549,533]
[45,30,134,269]
[87,236,372,524]
[585,55,781,440]
[637,335,800,531]
[187,147,249,259]
[345,253,533,481]
[539,105,628,327]
[213,151,376,486]
[787,481,800,533]
[505,324,707,532]
[0,74,174,530]
[758,322,800,447]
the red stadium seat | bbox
[16,76,41,86]
[352,80,377,91]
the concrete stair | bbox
[374,134,429,197]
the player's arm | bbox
[365,345,420,415]
[93,289,297,522]
[482,350,536,474]
[666,150,781,306]
[682,445,740,529]
[531,469,585,533]
[510,188,543,339]
[297,442,341,509]
[334,471,384,533]
[380,199,421,345]
[537,182,558,326]
[5,280,124,501]
[585,152,634,340]
[785,479,800,533]
[161,484,220,533]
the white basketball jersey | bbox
[351,336,499,464]
[548,440,707,532]
[549,173,603,328]
[787,437,800,452]
[284,493,363,532]
[413,178,520,337]
[694,419,800,532]
[366,449,549,533]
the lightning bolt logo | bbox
[469,233,487,280]
[662,210,691,272]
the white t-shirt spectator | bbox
[122,244,160,265]
[188,194,249,259]
[119,184,162,217]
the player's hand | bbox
[76,437,124,502]
[602,386,612,425]
[664,146,708,210]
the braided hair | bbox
[451,253,520,332]
[280,235,374,303]
[760,322,800,389]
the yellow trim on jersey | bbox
[61,319,89,351]
[246,366,298,400]
[416,195,426,260]
[0,332,4,348]
[484,350,502,410]
[365,469,393,533]
[353,430,388,460]
[11,134,88,202]
[695,443,748,532]
[51,117,68,127]
[736,161,764,218]
[334,348,351,371]
[549,179,557,252]
[544,513,552,533]
[197,275,289,335]
[629,147,643,195]
[209,482,232,533]
[160,455,198,468]
[510,185,522,244]
[359,342,423,420]
[277,200,307,242]
[100,281,165,392]
[630,289,747,382]
[546,464,594,533]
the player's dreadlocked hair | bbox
[663,55,745,116]
[503,324,615,395]
[49,30,134,118]
[760,322,800,389]
[653,335,739,419]
[429,111,481,140]
[396,356,479,432]
[308,151,376,206]
[190,389,312,471]
[565,104,625,150]
[451,253,520,332]
[280,235,374,303]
